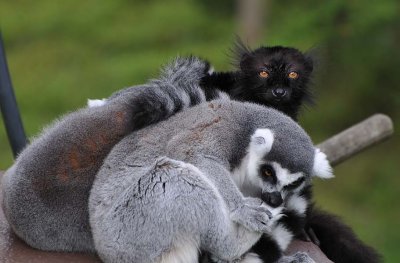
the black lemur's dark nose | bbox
[272,88,287,98]
[262,191,283,208]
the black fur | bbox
[201,40,314,120]
[252,234,283,263]
[249,188,311,263]
[252,185,381,263]
[306,207,382,263]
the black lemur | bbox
[200,41,314,121]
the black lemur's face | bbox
[237,46,313,108]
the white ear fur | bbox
[87,98,107,108]
[312,148,334,179]
[249,128,274,156]
[245,129,274,179]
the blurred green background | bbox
[1,0,399,261]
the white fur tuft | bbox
[238,252,264,263]
[158,238,199,263]
[271,225,293,251]
[312,148,334,179]
[87,98,107,108]
[286,195,308,215]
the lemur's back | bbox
[93,98,313,208]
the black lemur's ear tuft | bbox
[305,55,314,73]
[230,37,253,69]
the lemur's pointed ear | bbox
[232,37,252,70]
[312,148,334,179]
[249,129,274,156]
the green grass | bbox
[1,0,399,261]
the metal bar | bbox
[0,31,27,157]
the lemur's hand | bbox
[245,197,285,228]
[230,197,272,233]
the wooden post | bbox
[237,0,267,46]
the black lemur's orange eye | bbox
[288,72,299,79]
[259,71,269,78]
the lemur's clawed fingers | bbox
[243,197,273,219]
[292,252,316,263]
[231,200,273,233]
[278,252,315,263]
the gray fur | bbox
[89,99,318,262]
[1,56,214,252]
[2,56,320,263]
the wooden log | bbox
[317,114,394,166]
[0,171,101,263]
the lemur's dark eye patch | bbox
[261,164,275,177]
[284,177,305,190]
[259,164,276,183]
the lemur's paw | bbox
[210,252,262,263]
[278,252,315,263]
[292,252,316,263]
[242,197,264,208]
[231,198,272,233]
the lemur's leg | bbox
[90,157,268,263]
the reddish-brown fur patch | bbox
[68,148,81,170]
[115,111,126,126]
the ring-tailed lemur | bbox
[88,98,331,263]
[84,56,383,263]
[3,56,381,263]
[3,56,215,252]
